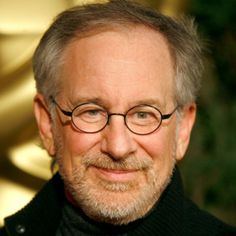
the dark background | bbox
[180,0,236,225]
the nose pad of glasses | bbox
[105,113,128,132]
[107,113,126,124]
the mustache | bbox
[80,153,153,171]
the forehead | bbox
[59,26,175,108]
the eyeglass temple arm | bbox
[49,96,72,117]
[161,106,178,120]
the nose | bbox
[100,115,136,160]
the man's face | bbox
[39,26,192,224]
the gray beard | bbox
[56,150,176,225]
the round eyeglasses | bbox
[50,96,178,135]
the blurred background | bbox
[0,0,235,227]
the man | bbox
[1,0,235,235]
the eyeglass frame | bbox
[49,96,178,135]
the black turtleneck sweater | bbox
[1,167,236,236]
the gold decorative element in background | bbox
[0,0,75,225]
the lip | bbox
[91,166,138,182]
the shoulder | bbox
[183,197,236,235]
[0,227,8,236]
[1,173,65,236]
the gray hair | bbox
[33,0,204,107]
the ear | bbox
[175,103,196,161]
[34,94,56,156]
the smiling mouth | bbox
[90,166,139,182]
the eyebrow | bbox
[69,96,165,110]
[131,98,165,108]
[69,97,107,107]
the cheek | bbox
[137,127,176,162]
[136,129,177,185]
[56,127,101,169]
[64,131,100,155]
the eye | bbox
[127,105,161,126]
[73,104,107,123]
[86,110,101,116]
[80,109,105,120]
[133,111,157,124]
[135,112,151,119]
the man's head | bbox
[33,0,203,225]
